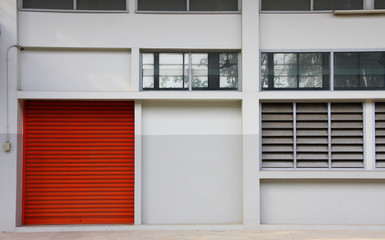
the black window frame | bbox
[261,52,330,91]
[21,0,128,12]
[260,0,365,12]
[375,0,385,9]
[136,0,240,12]
[141,52,239,91]
[334,52,385,90]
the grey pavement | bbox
[1,230,385,240]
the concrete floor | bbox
[1,230,385,240]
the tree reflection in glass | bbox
[261,52,329,90]
[159,53,187,89]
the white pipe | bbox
[5,45,24,151]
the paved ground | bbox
[1,230,385,240]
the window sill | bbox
[260,170,385,179]
[135,10,241,14]
[19,8,129,13]
[333,9,385,15]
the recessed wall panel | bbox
[142,101,242,224]
[21,49,131,92]
[261,180,385,225]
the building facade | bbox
[1,0,385,232]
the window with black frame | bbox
[375,0,385,9]
[261,0,363,11]
[142,52,238,91]
[137,0,238,11]
[334,52,385,90]
[261,52,330,90]
[22,0,127,11]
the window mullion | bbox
[186,0,190,11]
[310,0,314,11]
[330,52,335,91]
[74,0,76,10]
[297,53,300,88]
[154,53,160,90]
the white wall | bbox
[141,101,242,224]
[261,179,385,225]
[260,13,385,50]
[19,12,241,49]
[21,49,131,91]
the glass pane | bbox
[334,75,359,88]
[360,52,385,88]
[274,77,297,88]
[261,53,269,88]
[261,0,310,11]
[142,53,154,89]
[143,77,154,88]
[334,52,359,88]
[159,53,185,88]
[219,53,238,88]
[191,53,208,88]
[299,76,323,88]
[375,0,385,9]
[77,0,126,10]
[138,0,186,11]
[23,0,73,9]
[314,0,363,10]
[190,0,238,11]
[273,53,297,77]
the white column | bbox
[135,100,142,224]
[0,0,19,231]
[241,0,260,228]
[131,47,140,92]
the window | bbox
[261,0,310,11]
[375,0,385,9]
[313,0,363,10]
[22,0,127,11]
[334,52,385,90]
[142,52,239,90]
[137,0,239,11]
[261,52,330,90]
[261,102,364,169]
[261,0,363,11]
[376,102,385,168]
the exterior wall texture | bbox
[0,0,385,232]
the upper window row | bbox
[22,0,385,12]
[21,0,239,11]
[262,52,385,90]
[262,0,385,11]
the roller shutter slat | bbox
[23,100,135,225]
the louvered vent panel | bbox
[23,101,135,225]
[331,103,364,168]
[262,103,294,168]
[296,103,329,168]
[376,102,385,168]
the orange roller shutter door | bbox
[23,101,135,225]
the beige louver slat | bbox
[376,102,385,168]
[296,103,329,168]
[262,103,294,168]
[330,103,364,168]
